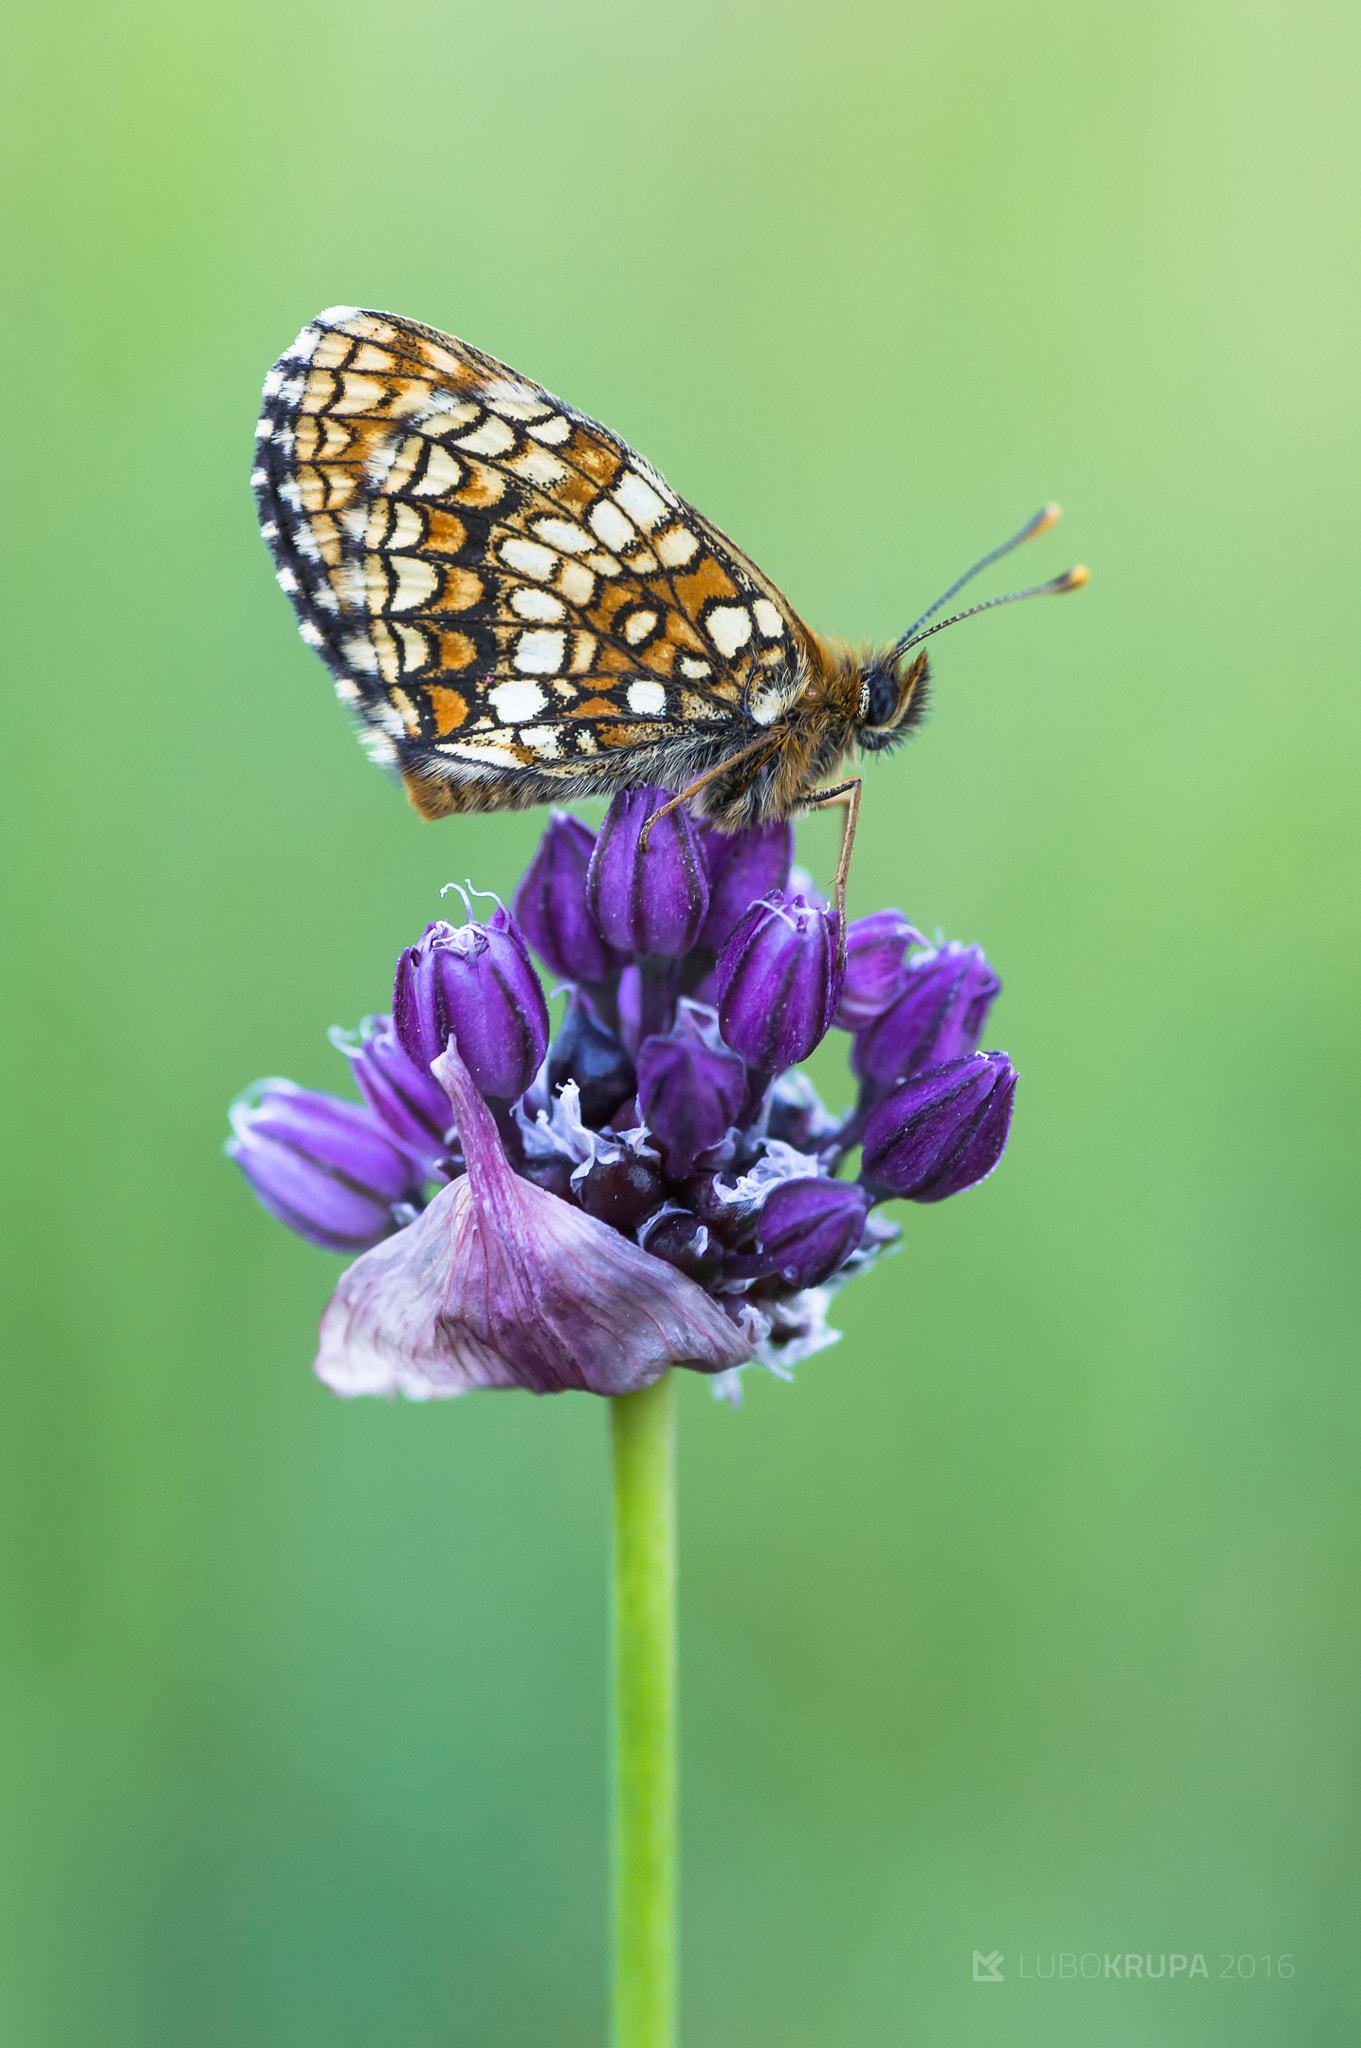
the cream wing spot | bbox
[328,373,389,415]
[455,416,517,457]
[679,657,713,680]
[589,499,635,552]
[437,738,524,769]
[410,444,464,496]
[511,446,568,487]
[753,599,785,640]
[655,524,699,566]
[388,556,439,611]
[490,678,549,723]
[388,501,424,549]
[519,724,563,757]
[627,679,667,715]
[708,604,754,658]
[512,630,567,675]
[533,516,592,554]
[511,587,567,622]
[395,623,430,669]
[527,414,573,444]
[501,538,555,580]
[622,609,658,645]
[614,471,667,529]
[558,559,597,605]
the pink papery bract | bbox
[315,1038,752,1400]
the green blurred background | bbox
[3,0,1358,2041]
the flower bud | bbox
[638,1207,723,1289]
[716,893,844,1071]
[852,942,999,1091]
[636,1029,747,1178]
[330,1014,453,1170]
[860,1051,1017,1202]
[833,909,926,1030]
[511,811,628,985]
[576,1147,668,1232]
[586,786,709,957]
[695,819,794,952]
[393,904,549,1101]
[755,1177,871,1288]
[227,1081,422,1253]
[547,990,637,1128]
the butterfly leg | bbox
[802,777,863,961]
[638,734,779,852]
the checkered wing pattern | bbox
[252,307,814,816]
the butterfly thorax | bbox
[686,639,929,830]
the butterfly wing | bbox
[252,306,817,816]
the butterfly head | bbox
[845,505,1087,761]
[853,648,930,755]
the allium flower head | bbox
[229,787,1020,1404]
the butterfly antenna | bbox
[895,563,1089,658]
[893,503,1078,657]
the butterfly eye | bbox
[863,669,899,728]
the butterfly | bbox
[252,306,1085,896]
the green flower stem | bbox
[610,1369,677,2048]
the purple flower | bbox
[834,909,926,1030]
[229,803,1019,1402]
[314,1036,751,1398]
[696,820,793,952]
[860,1052,1017,1202]
[636,1025,747,1179]
[755,1177,871,1289]
[227,1081,423,1253]
[586,787,709,957]
[852,942,1000,1092]
[393,903,549,1101]
[330,1014,454,1172]
[512,811,628,985]
[547,990,637,1128]
[716,893,843,1071]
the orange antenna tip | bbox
[1029,502,1063,538]
[1056,563,1089,591]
